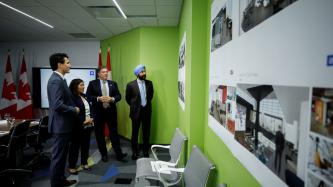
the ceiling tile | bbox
[93,32,114,40]
[0,0,40,7]
[70,18,110,33]
[158,18,178,26]
[157,5,181,18]
[48,6,93,19]
[0,0,182,41]
[156,0,182,6]
[47,18,86,33]
[37,0,78,7]
[128,17,157,28]
[85,6,121,19]
[122,5,156,16]
[109,27,131,35]
[17,6,60,19]
[98,18,131,27]
[117,0,155,6]
[76,0,113,6]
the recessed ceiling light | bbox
[0,1,54,28]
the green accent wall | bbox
[101,27,178,144]
[178,0,261,186]
[100,0,261,186]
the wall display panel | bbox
[178,33,186,111]
[33,68,97,108]
[209,0,333,186]
[211,0,233,51]
[235,84,309,186]
[209,85,237,134]
[307,88,333,187]
[239,0,298,35]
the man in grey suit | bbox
[47,53,79,187]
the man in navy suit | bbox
[126,64,154,160]
[47,53,80,187]
[86,67,127,162]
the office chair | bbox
[136,128,187,185]
[0,120,32,186]
[26,116,51,170]
[154,145,215,187]
[27,116,50,152]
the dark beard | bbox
[138,75,146,80]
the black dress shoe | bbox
[63,179,77,186]
[116,153,128,161]
[131,153,139,160]
[101,155,109,162]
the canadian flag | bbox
[0,51,18,118]
[106,47,112,80]
[98,48,103,68]
[17,51,33,119]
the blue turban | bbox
[134,64,145,76]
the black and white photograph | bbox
[239,0,298,35]
[211,0,232,52]
[178,33,186,110]
[234,84,309,185]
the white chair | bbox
[135,128,187,185]
[154,145,215,187]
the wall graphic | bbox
[307,88,333,187]
[209,0,333,186]
[178,33,186,111]
[211,0,232,51]
[209,85,236,134]
[239,0,298,35]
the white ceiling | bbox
[0,0,183,41]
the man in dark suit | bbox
[47,53,79,187]
[275,126,285,174]
[86,67,127,162]
[126,64,154,160]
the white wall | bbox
[0,41,100,98]
[211,0,333,87]
[209,0,333,186]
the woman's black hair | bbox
[69,78,84,95]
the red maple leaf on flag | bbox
[2,80,16,100]
[18,81,31,101]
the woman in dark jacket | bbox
[68,79,94,174]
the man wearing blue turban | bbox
[126,64,154,160]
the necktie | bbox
[64,79,67,85]
[102,80,109,108]
[139,81,147,106]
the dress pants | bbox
[131,106,151,155]
[50,134,71,187]
[94,109,122,157]
[68,127,92,168]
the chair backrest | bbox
[6,120,31,167]
[8,120,31,151]
[169,128,187,164]
[37,116,50,144]
[184,146,215,187]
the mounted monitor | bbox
[33,67,97,108]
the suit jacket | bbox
[86,79,121,118]
[47,72,77,134]
[126,79,154,120]
[72,94,91,128]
